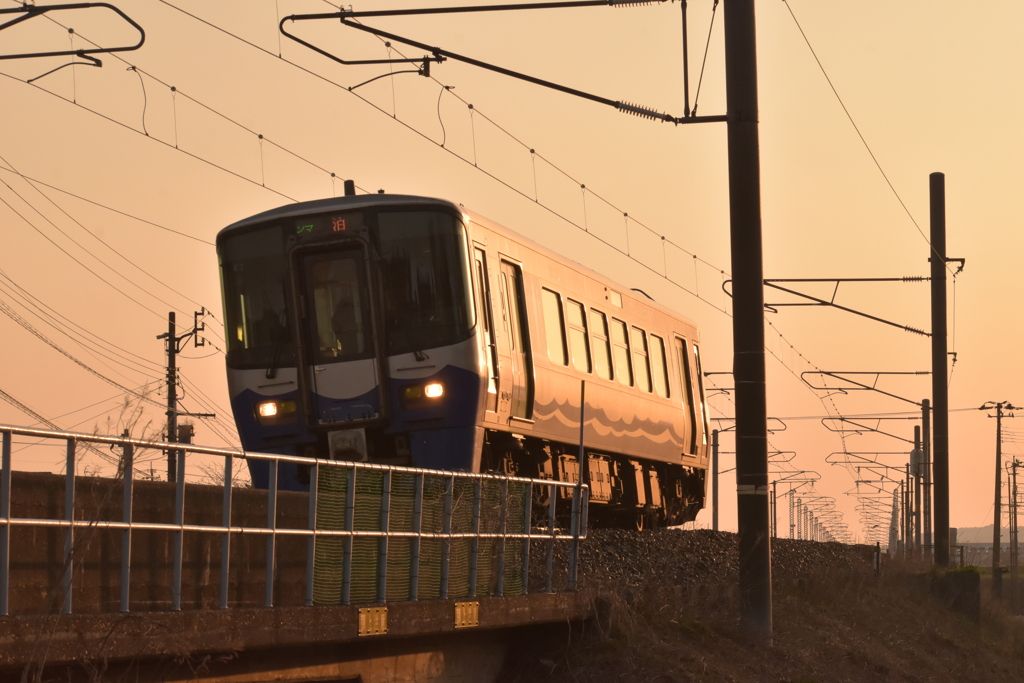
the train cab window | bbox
[590,309,613,380]
[675,337,697,454]
[541,288,568,366]
[650,334,670,398]
[566,299,592,373]
[304,252,369,362]
[632,327,652,393]
[693,343,710,445]
[610,319,632,387]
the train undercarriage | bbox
[481,430,706,530]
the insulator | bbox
[904,326,927,336]
[902,275,929,282]
[609,0,665,6]
[616,101,674,123]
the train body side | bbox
[464,211,709,469]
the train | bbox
[217,192,710,528]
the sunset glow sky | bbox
[1,0,1021,542]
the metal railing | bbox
[0,424,588,616]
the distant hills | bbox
[955,524,1010,544]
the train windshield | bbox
[377,210,474,355]
[220,207,473,368]
[220,225,295,369]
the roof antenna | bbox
[343,179,355,196]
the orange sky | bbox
[1,0,1021,542]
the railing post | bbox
[409,473,423,601]
[342,467,355,605]
[304,461,318,607]
[521,482,532,596]
[220,455,233,609]
[1,430,11,616]
[377,469,391,604]
[63,438,76,614]
[119,438,134,612]
[496,478,508,597]
[265,460,278,607]
[440,475,453,600]
[469,479,481,598]
[568,483,580,591]
[172,446,186,611]
[545,484,556,593]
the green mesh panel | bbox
[314,467,530,605]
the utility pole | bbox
[161,312,178,482]
[157,309,211,483]
[904,465,911,558]
[914,424,923,558]
[789,490,795,539]
[983,401,1019,599]
[723,0,771,644]
[922,399,931,559]
[1012,459,1020,614]
[712,429,719,531]
[929,173,951,567]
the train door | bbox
[498,259,533,420]
[691,343,710,454]
[473,247,500,421]
[674,336,697,455]
[293,243,384,428]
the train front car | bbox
[217,196,483,489]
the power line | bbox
[0,151,214,317]
[0,178,167,320]
[780,0,955,277]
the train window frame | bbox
[610,318,633,387]
[631,326,652,393]
[541,288,568,366]
[675,336,698,454]
[590,308,613,381]
[473,247,499,410]
[650,333,670,399]
[565,298,592,373]
[693,343,710,446]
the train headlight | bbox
[255,400,297,424]
[401,381,445,407]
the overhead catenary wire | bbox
[149,0,868,524]
[780,0,955,277]
[0,0,925,532]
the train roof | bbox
[219,194,699,331]
[217,194,458,238]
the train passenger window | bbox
[541,288,568,366]
[610,318,632,386]
[693,344,709,446]
[675,337,697,454]
[632,327,652,393]
[650,334,670,398]
[590,309,613,380]
[566,299,591,373]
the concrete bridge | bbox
[0,425,592,682]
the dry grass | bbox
[500,550,1024,683]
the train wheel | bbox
[634,509,646,531]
